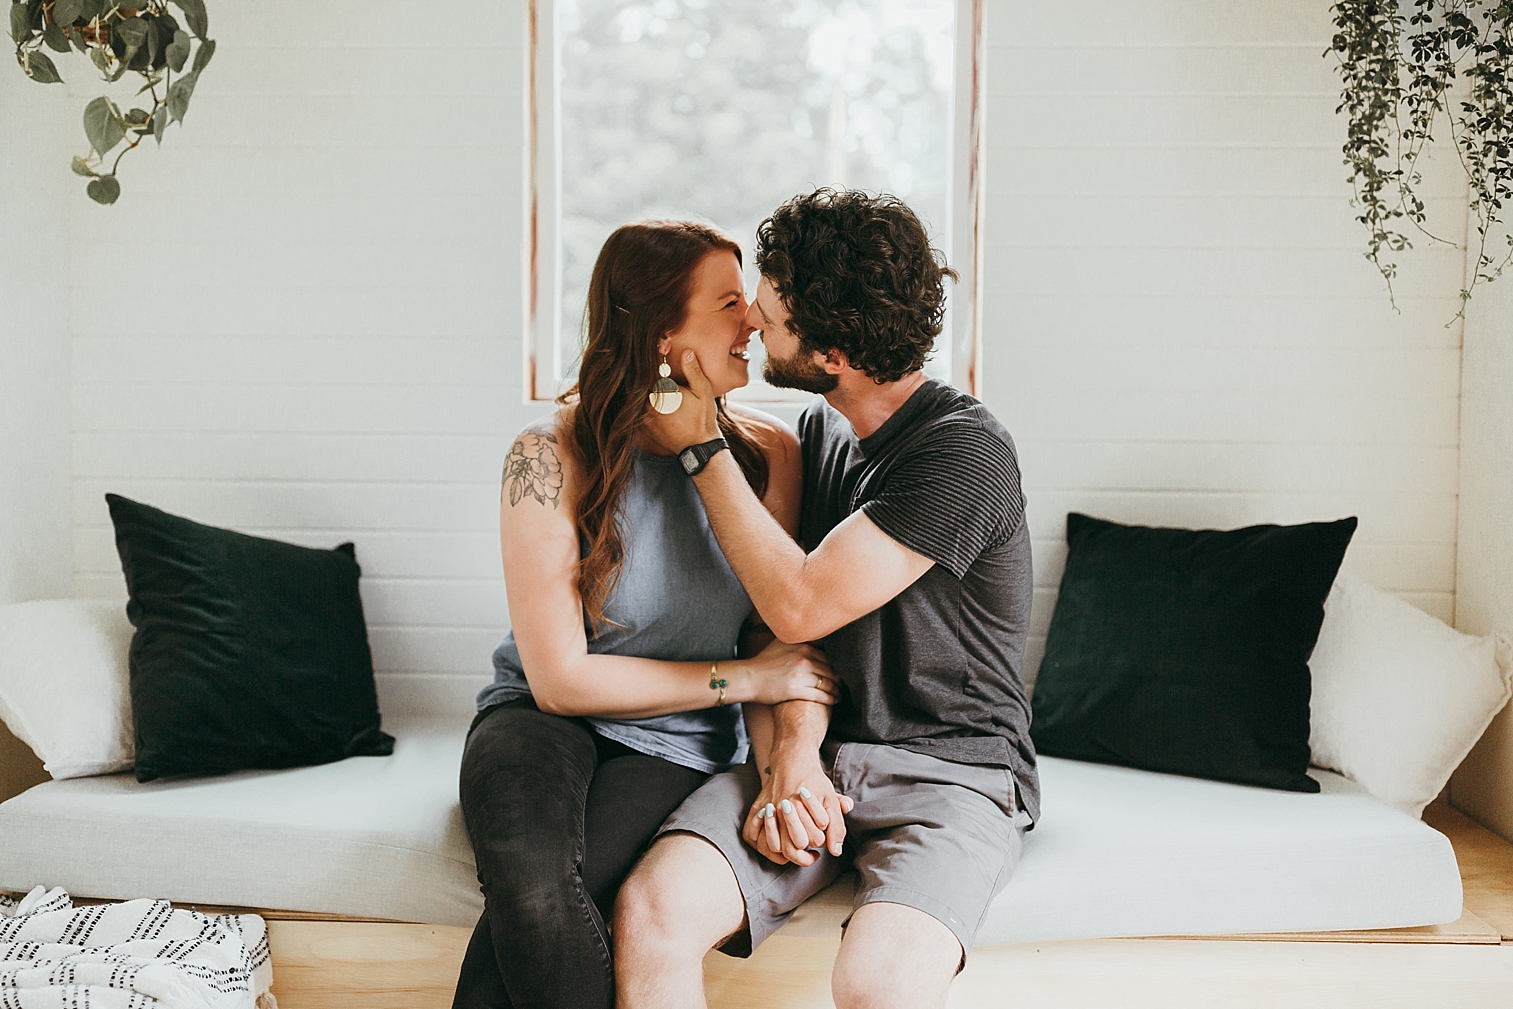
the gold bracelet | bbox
[709,661,728,706]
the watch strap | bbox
[679,437,728,476]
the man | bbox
[615,189,1038,1009]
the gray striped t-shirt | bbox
[797,379,1041,824]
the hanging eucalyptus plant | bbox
[1330,1,1513,315]
[10,0,214,204]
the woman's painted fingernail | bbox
[780,799,793,814]
[799,787,813,799]
[765,803,775,818]
[756,806,766,819]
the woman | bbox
[454,221,836,1009]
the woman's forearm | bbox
[744,702,776,769]
[527,652,743,720]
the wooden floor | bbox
[262,799,1513,1008]
[1426,800,1513,940]
[265,926,1513,1009]
[7,720,1513,1005]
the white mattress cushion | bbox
[780,757,1463,945]
[0,724,1463,940]
[975,756,1462,943]
[0,717,484,926]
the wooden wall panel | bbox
[66,0,541,716]
[981,1,1470,685]
[1451,254,1513,844]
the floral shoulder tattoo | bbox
[502,427,564,508]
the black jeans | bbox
[453,698,708,1009]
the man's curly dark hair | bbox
[754,189,957,384]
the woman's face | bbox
[658,250,752,398]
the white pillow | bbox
[1308,573,1513,817]
[0,599,135,779]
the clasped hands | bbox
[647,352,852,864]
[742,750,854,866]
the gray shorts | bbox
[657,740,1030,958]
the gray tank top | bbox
[477,449,753,774]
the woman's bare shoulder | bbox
[512,403,574,438]
[726,403,800,459]
[502,407,577,511]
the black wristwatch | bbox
[678,437,728,476]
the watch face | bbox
[679,448,700,474]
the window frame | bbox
[524,0,984,402]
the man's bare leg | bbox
[614,832,747,1009]
[831,902,961,1009]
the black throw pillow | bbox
[107,494,394,782]
[1030,512,1358,793]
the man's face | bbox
[747,276,839,394]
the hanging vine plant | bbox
[10,0,214,204]
[1329,1,1513,316]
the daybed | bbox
[6,715,1510,1007]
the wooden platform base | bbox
[268,921,468,1009]
[260,801,1513,1007]
[8,768,1509,1006]
[263,924,1513,1009]
[1426,799,1513,940]
[713,936,1513,1009]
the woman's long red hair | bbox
[563,221,770,632]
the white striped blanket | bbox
[0,887,274,1009]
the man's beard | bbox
[763,344,839,393]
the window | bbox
[527,0,982,402]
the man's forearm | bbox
[765,697,830,771]
[695,452,812,639]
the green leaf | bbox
[170,0,206,39]
[135,70,162,94]
[151,104,167,145]
[10,3,33,44]
[70,155,97,177]
[86,175,120,205]
[165,28,189,72]
[52,0,85,27]
[190,36,213,74]
[77,0,103,20]
[66,25,87,51]
[144,16,161,66]
[24,49,63,84]
[167,69,197,122]
[43,21,69,52]
[115,17,147,73]
[124,106,149,125]
[89,45,110,77]
[82,95,125,155]
[113,14,146,47]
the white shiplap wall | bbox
[0,67,73,606]
[47,0,1473,713]
[1450,266,1513,842]
[979,0,1469,688]
[66,1,543,715]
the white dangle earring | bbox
[649,354,683,415]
